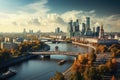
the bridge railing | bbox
[30,51,79,56]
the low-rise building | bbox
[1,42,18,50]
[77,37,119,45]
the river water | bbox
[9,43,90,80]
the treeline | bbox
[0,40,45,62]
[50,50,118,80]
[94,43,120,58]
[70,53,117,80]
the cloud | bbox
[12,22,17,26]
[28,18,40,26]
[0,0,119,32]
[89,10,95,14]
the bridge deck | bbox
[30,51,79,56]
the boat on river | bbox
[58,60,66,65]
[0,70,16,79]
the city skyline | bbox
[0,0,120,33]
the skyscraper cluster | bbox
[67,19,80,38]
[67,17,105,38]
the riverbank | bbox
[63,41,96,80]
[0,54,38,71]
[0,43,50,71]
[72,41,96,50]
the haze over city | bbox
[0,0,120,33]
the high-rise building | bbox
[72,19,79,32]
[85,17,90,29]
[55,27,60,33]
[99,24,104,38]
[75,19,79,32]
[96,26,100,36]
[73,22,76,32]
[67,20,74,38]
[84,17,92,36]
[68,20,73,32]
[93,27,95,36]
[29,30,33,34]
[82,23,85,35]
[23,28,26,34]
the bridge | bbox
[30,51,79,57]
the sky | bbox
[0,0,120,33]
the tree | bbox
[88,52,96,62]
[70,71,83,80]
[84,66,102,80]
[111,75,116,80]
[50,71,65,80]
[0,49,11,61]
[98,45,108,53]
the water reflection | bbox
[10,43,88,80]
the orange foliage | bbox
[111,75,116,80]
[112,58,116,64]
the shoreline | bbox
[0,54,38,71]
[63,42,96,80]
[0,42,94,79]
[72,41,96,50]
[0,44,50,71]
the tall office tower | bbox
[75,19,79,32]
[82,23,86,35]
[85,17,90,29]
[55,27,60,33]
[23,28,26,34]
[96,26,100,36]
[29,30,33,34]
[84,17,92,36]
[93,27,95,36]
[73,22,76,32]
[73,19,79,32]
[68,20,73,32]
[99,24,104,38]
[67,20,73,38]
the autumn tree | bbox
[70,71,83,80]
[84,66,102,80]
[50,71,65,80]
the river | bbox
[9,43,90,80]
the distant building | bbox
[99,24,104,38]
[29,30,33,34]
[85,17,90,29]
[84,17,92,36]
[67,20,74,38]
[13,37,24,44]
[78,37,118,44]
[96,26,100,37]
[73,22,76,32]
[68,20,73,32]
[23,28,27,34]
[55,27,60,33]
[1,42,18,50]
[67,19,80,38]
[75,19,79,32]
[4,37,10,42]
[114,34,118,39]
[93,27,95,36]
[82,23,86,35]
